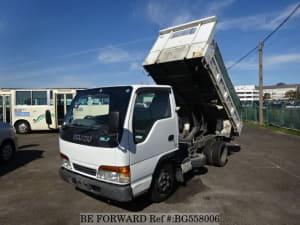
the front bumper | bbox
[59,167,133,202]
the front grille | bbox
[73,163,97,176]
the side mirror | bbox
[45,110,52,125]
[108,111,119,134]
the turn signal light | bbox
[97,165,130,184]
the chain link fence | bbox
[242,101,300,131]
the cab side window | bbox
[133,90,171,143]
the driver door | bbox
[129,88,178,195]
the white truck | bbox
[52,16,242,202]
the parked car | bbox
[0,122,17,162]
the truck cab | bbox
[59,85,182,202]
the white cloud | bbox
[45,75,97,88]
[97,47,146,65]
[130,62,139,71]
[144,1,299,32]
[58,37,153,58]
[265,53,300,64]
[0,62,98,84]
[146,0,194,27]
[227,53,300,71]
[146,0,179,27]
[219,3,300,31]
[206,0,235,15]
[98,47,130,64]
[265,3,300,30]
[171,13,193,27]
[20,60,42,66]
[219,16,263,31]
[146,0,235,27]
[226,58,257,71]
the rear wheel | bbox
[150,163,175,202]
[203,138,216,165]
[0,141,15,162]
[15,121,30,134]
[212,141,228,167]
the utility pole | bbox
[258,40,264,125]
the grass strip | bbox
[244,121,300,136]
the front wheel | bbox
[150,163,175,203]
[0,141,15,162]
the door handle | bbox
[168,134,174,141]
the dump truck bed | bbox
[143,16,242,136]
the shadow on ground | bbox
[79,167,209,211]
[17,129,59,136]
[0,148,44,177]
[166,167,209,204]
[78,188,153,212]
[18,144,40,149]
[227,144,241,155]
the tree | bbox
[263,93,271,101]
[285,90,296,100]
[276,82,286,86]
[296,90,300,100]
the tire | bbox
[203,138,216,165]
[212,141,228,167]
[15,121,30,134]
[150,163,175,203]
[0,141,15,162]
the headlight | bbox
[60,153,72,170]
[97,165,130,184]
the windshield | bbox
[60,86,132,147]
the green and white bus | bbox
[0,88,81,133]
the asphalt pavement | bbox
[0,124,299,225]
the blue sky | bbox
[0,0,299,88]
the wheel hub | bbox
[158,171,171,193]
[19,123,27,132]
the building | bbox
[234,85,259,102]
[235,84,300,102]
[263,84,300,100]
